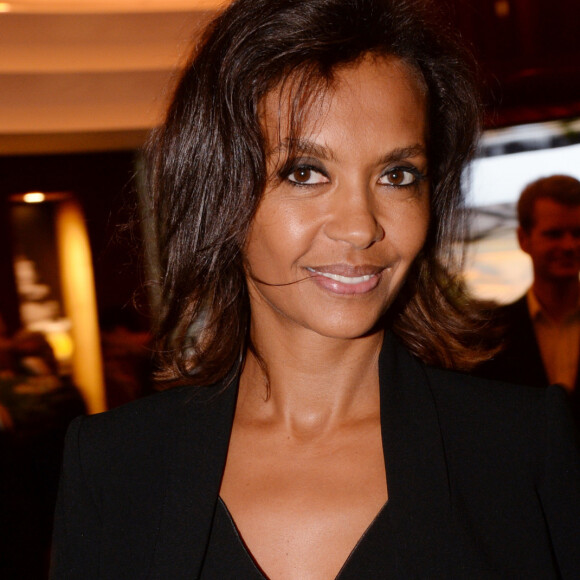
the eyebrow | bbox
[377,145,427,164]
[268,139,427,165]
[268,138,337,162]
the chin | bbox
[302,308,389,341]
[310,325,384,341]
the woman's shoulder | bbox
[426,364,551,405]
[65,382,235,478]
[390,330,557,424]
[425,364,572,413]
[424,365,574,456]
[78,385,202,439]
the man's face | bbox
[518,198,580,283]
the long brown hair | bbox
[146,0,491,386]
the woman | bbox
[51,0,580,578]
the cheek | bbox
[244,204,317,274]
[539,240,557,255]
[263,202,319,247]
[385,202,430,258]
[244,222,279,274]
[278,204,319,245]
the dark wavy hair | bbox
[146,0,491,386]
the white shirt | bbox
[528,289,580,391]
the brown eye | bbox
[287,166,329,185]
[388,169,405,185]
[379,167,418,187]
[292,167,312,183]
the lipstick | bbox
[305,265,384,295]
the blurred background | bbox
[0,0,579,577]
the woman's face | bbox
[244,55,430,341]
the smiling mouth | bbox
[304,265,385,296]
[306,268,376,285]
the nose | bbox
[323,185,384,249]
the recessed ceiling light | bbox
[23,192,46,203]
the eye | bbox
[379,167,421,187]
[287,166,329,186]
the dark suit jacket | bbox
[50,332,580,579]
[476,295,580,425]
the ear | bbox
[517,226,530,255]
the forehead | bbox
[259,55,427,150]
[533,198,580,230]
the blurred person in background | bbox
[477,175,580,428]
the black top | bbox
[200,498,265,579]
[201,498,393,579]
[50,332,580,579]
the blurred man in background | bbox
[478,175,580,427]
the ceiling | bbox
[0,0,229,154]
[1,0,580,156]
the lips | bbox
[305,264,385,295]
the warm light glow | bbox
[2,0,227,14]
[0,3,11,13]
[494,0,510,18]
[56,199,106,414]
[45,329,74,362]
[23,192,46,203]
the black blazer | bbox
[476,295,580,424]
[50,332,580,579]
[477,295,549,388]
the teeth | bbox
[310,270,374,285]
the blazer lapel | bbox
[379,332,456,576]
[147,333,458,577]
[149,378,239,579]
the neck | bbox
[532,277,580,322]
[238,327,383,438]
